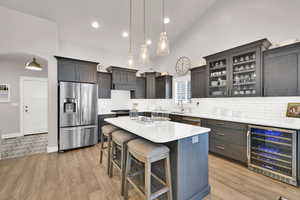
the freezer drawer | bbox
[59,126,98,150]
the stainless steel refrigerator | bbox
[59,82,98,151]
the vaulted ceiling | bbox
[0,0,216,58]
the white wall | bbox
[0,6,131,149]
[154,0,300,73]
[58,40,128,68]
[0,55,48,136]
[151,0,300,123]
[0,6,58,148]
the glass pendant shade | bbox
[139,44,150,64]
[128,54,134,68]
[25,57,43,71]
[157,32,170,56]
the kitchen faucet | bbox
[178,100,184,112]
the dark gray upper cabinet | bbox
[106,66,137,90]
[204,39,271,97]
[57,58,78,82]
[144,72,160,99]
[191,66,207,98]
[77,61,97,83]
[97,72,112,99]
[263,43,300,96]
[134,77,146,99]
[155,75,173,99]
[56,56,98,83]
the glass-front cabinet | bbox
[208,57,229,97]
[204,39,271,97]
[230,48,262,96]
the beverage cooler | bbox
[247,125,298,186]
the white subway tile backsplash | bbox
[99,97,300,124]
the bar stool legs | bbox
[165,156,173,200]
[99,131,106,164]
[99,132,113,175]
[109,140,127,195]
[109,130,137,196]
[124,151,173,200]
[144,162,151,200]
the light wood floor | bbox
[0,145,299,200]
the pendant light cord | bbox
[143,0,146,43]
[162,0,165,32]
[129,0,132,54]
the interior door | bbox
[22,78,48,135]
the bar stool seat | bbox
[112,130,136,145]
[124,138,173,200]
[102,125,118,136]
[127,139,169,160]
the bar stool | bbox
[99,124,118,175]
[124,138,173,200]
[110,130,137,195]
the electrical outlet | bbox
[192,136,199,143]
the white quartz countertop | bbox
[105,116,211,143]
[139,110,300,130]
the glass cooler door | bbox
[247,125,297,182]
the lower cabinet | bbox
[202,119,248,163]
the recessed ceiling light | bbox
[122,31,129,38]
[164,17,170,24]
[91,21,99,29]
[146,39,152,45]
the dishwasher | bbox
[171,115,201,126]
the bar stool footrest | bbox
[151,186,169,200]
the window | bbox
[175,80,191,103]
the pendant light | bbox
[25,57,43,71]
[157,0,170,56]
[127,0,134,68]
[139,0,150,64]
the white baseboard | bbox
[1,132,23,139]
[47,146,58,153]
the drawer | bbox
[202,119,247,130]
[210,126,247,146]
[211,138,247,163]
[59,126,98,150]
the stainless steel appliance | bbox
[247,125,298,186]
[59,82,98,151]
[111,109,130,117]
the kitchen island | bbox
[105,116,211,200]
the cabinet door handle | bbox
[216,123,225,126]
[215,133,225,136]
[216,145,225,150]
